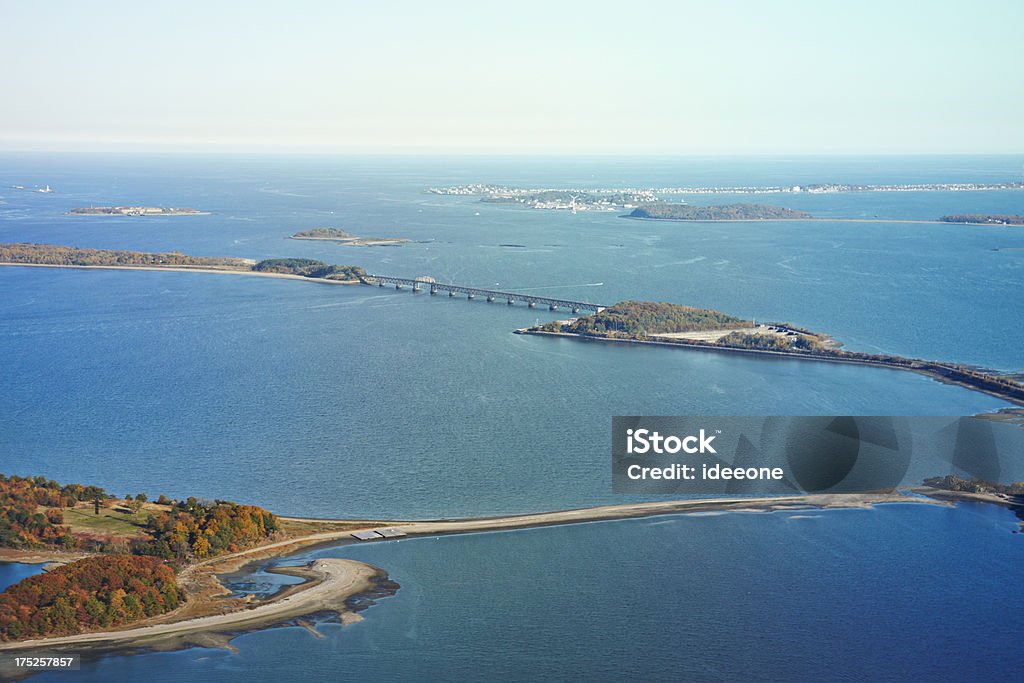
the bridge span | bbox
[363,275,605,314]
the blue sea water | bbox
[0,562,42,592]
[2,154,1023,680]
[34,504,1024,682]
[1,154,1022,517]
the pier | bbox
[363,275,605,314]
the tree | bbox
[192,536,211,558]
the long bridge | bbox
[363,275,605,314]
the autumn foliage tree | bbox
[1,474,279,562]
[139,500,278,562]
[0,475,107,548]
[0,555,181,641]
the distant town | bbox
[428,180,1024,209]
[427,185,656,211]
[10,184,53,193]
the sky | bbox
[1,0,1022,154]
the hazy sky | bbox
[1,0,1021,153]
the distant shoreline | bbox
[66,208,209,217]
[621,216,1012,226]
[0,262,361,285]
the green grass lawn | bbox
[59,504,153,537]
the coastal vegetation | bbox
[0,474,283,642]
[252,258,365,280]
[940,214,1024,225]
[0,474,278,561]
[0,555,181,641]
[627,203,813,221]
[540,301,748,337]
[922,475,1024,496]
[138,499,279,561]
[0,244,366,282]
[292,228,356,239]
[0,243,251,270]
[1,475,110,549]
[923,475,1024,530]
[719,331,827,352]
[290,228,410,246]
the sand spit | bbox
[0,559,387,658]
[0,490,973,664]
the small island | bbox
[0,243,366,284]
[67,206,208,217]
[627,203,813,221]
[520,301,1024,405]
[940,214,1024,226]
[290,227,410,247]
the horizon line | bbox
[2,147,1024,158]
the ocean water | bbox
[35,503,1024,682]
[1,154,1022,517]
[2,155,1023,680]
[0,562,42,592]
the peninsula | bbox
[519,301,1024,406]
[0,244,366,284]
[627,203,812,221]
[1,471,1021,666]
[290,227,410,247]
[67,206,208,217]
